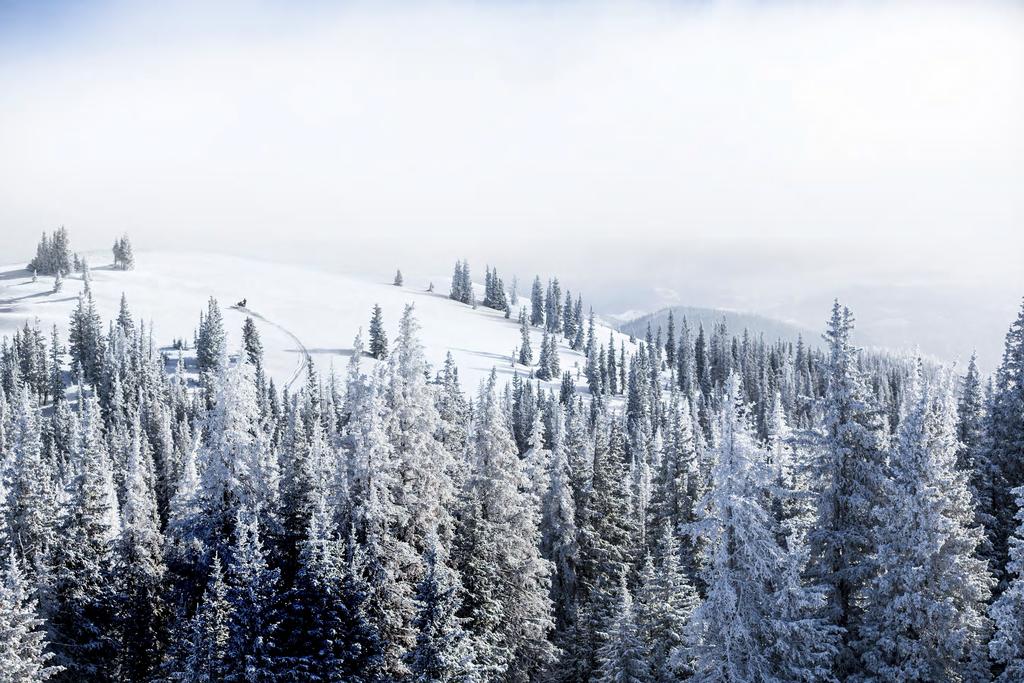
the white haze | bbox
[0,0,1021,369]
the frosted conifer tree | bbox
[990,485,1024,682]
[857,369,993,682]
[536,329,552,381]
[518,308,532,365]
[638,523,699,682]
[386,304,458,550]
[957,352,996,561]
[49,390,121,679]
[574,417,637,678]
[406,542,478,682]
[989,300,1024,585]
[0,551,61,681]
[547,329,561,380]
[196,297,226,373]
[450,261,464,302]
[5,386,58,573]
[369,304,389,360]
[116,413,168,680]
[808,301,888,676]
[686,376,836,683]
[224,507,281,682]
[68,279,106,384]
[347,363,415,677]
[455,370,555,679]
[596,577,650,683]
[178,555,231,681]
[541,403,578,632]
[281,494,384,681]
[198,357,277,556]
[530,276,545,327]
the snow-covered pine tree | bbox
[5,385,58,574]
[112,234,135,270]
[450,261,465,303]
[547,329,561,380]
[546,278,562,334]
[46,325,64,405]
[808,301,888,677]
[571,298,585,351]
[280,494,383,681]
[461,260,473,303]
[28,226,72,275]
[496,277,509,314]
[198,357,277,558]
[278,396,322,580]
[637,523,699,683]
[957,352,996,563]
[196,297,226,374]
[0,550,62,681]
[530,276,545,327]
[522,409,551,516]
[648,388,698,552]
[116,412,168,680]
[395,269,404,287]
[518,308,532,366]
[48,389,121,680]
[435,351,469,463]
[559,371,574,405]
[369,304,389,360]
[573,416,637,678]
[68,279,106,385]
[856,368,993,682]
[455,370,555,679]
[596,577,650,683]
[536,328,552,381]
[405,541,478,682]
[177,555,232,681]
[989,299,1024,589]
[241,317,264,373]
[686,376,837,683]
[484,266,495,308]
[677,317,693,396]
[607,331,618,395]
[990,484,1024,682]
[224,507,281,682]
[541,402,578,633]
[563,289,576,341]
[346,361,414,677]
[387,304,458,551]
[665,309,676,369]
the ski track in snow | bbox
[230,305,310,392]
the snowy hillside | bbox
[0,252,633,395]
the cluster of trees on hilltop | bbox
[27,227,135,276]
[112,235,135,271]
[27,227,73,276]
[1,256,1023,680]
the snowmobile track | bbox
[230,305,310,392]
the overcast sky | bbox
[1,0,1021,369]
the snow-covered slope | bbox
[0,252,633,396]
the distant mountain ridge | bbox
[617,306,820,348]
